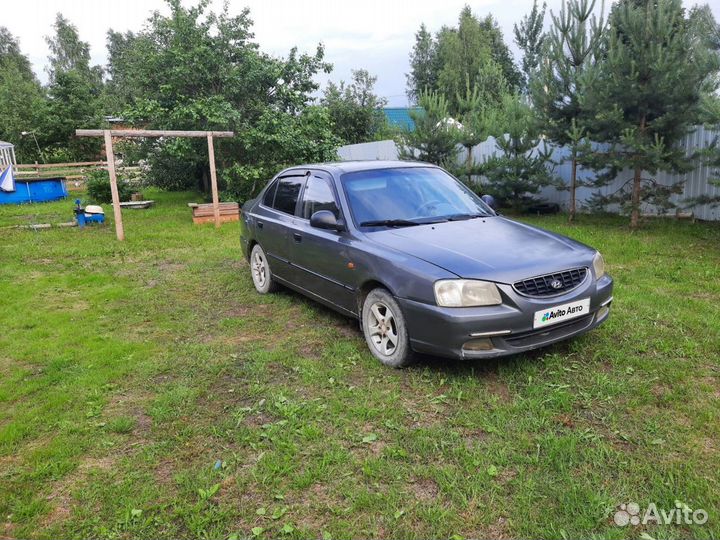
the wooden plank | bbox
[189,202,239,208]
[76,129,234,138]
[104,130,125,241]
[193,209,239,217]
[16,161,106,169]
[207,133,221,228]
[192,214,240,225]
[189,202,238,216]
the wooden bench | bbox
[188,202,240,224]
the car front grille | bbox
[513,267,587,297]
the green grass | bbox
[1,191,719,540]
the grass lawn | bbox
[1,190,719,540]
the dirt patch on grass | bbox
[409,477,440,502]
[156,261,187,274]
[0,357,40,378]
[224,303,274,318]
[287,482,347,532]
[1,520,17,539]
[485,516,511,539]
[41,475,78,528]
[102,390,153,439]
[79,456,116,473]
[484,373,511,403]
[41,456,117,529]
[462,428,489,448]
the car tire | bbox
[250,244,278,294]
[361,288,414,368]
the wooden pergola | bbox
[76,129,234,241]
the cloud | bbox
[8,0,719,107]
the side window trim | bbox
[296,171,341,221]
[261,174,305,216]
[260,178,279,209]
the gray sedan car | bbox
[240,161,613,367]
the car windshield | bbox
[341,167,495,227]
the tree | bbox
[0,28,47,162]
[43,14,104,161]
[44,70,105,161]
[106,0,336,195]
[396,91,459,165]
[452,81,506,184]
[480,14,523,91]
[406,24,438,103]
[582,0,719,229]
[514,0,547,90]
[532,0,605,222]
[408,6,519,115]
[223,107,341,202]
[322,69,388,144]
[480,94,559,211]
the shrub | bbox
[86,169,133,204]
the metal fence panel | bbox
[338,126,720,220]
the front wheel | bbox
[250,244,278,294]
[361,288,414,368]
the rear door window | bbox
[272,176,304,215]
[300,176,339,219]
[262,179,278,207]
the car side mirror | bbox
[481,194,498,211]
[310,210,344,231]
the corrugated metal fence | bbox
[337,126,720,221]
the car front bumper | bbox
[397,274,613,360]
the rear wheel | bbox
[250,244,277,294]
[361,288,414,368]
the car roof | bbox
[281,160,438,176]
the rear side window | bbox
[272,177,304,215]
[262,180,278,207]
[301,176,339,219]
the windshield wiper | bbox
[445,213,488,221]
[360,219,420,228]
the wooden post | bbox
[207,133,221,228]
[103,130,125,241]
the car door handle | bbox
[293,232,302,243]
[257,221,263,229]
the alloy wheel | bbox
[252,250,267,288]
[367,301,398,356]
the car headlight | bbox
[593,251,605,279]
[434,279,502,307]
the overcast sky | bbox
[6,0,720,107]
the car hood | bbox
[367,217,596,283]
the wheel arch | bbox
[246,238,259,261]
[356,279,396,317]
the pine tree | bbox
[532,0,605,222]
[581,0,719,229]
[480,94,559,211]
[396,91,459,165]
[406,24,438,104]
[480,14,523,91]
[514,0,547,90]
[452,79,506,184]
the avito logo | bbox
[542,304,584,322]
